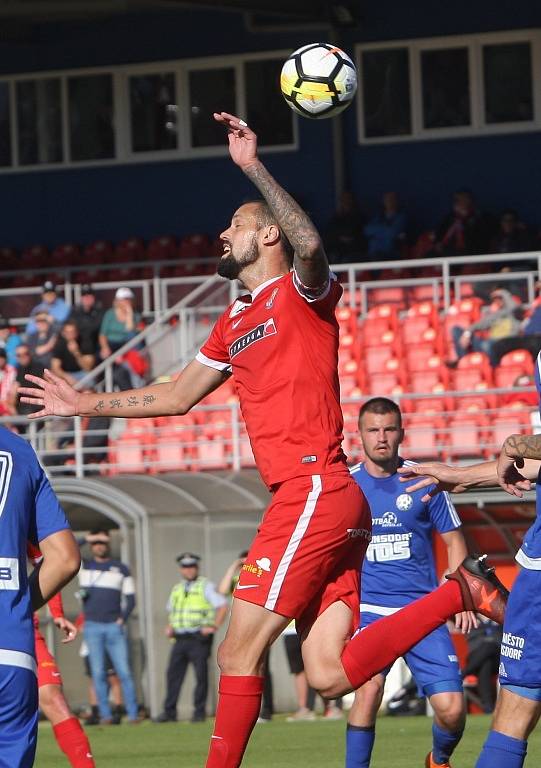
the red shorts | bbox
[234,471,371,635]
[35,629,63,688]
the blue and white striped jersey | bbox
[350,458,462,610]
[516,350,541,569]
[0,428,69,672]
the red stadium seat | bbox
[21,244,49,269]
[83,240,114,265]
[409,367,449,394]
[402,415,443,460]
[498,349,534,375]
[368,285,406,308]
[115,237,146,262]
[51,243,81,268]
[452,352,493,391]
[405,347,442,374]
[446,414,487,460]
[147,235,177,262]
[363,346,396,377]
[0,247,18,269]
[178,233,212,260]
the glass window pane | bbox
[361,48,411,138]
[483,42,533,124]
[130,73,177,153]
[68,74,114,161]
[421,48,470,129]
[0,82,11,167]
[16,78,62,165]
[189,68,235,147]
[245,59,293,146]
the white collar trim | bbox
[250,275,284,301]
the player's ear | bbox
[262,224,281,246]
[398,427,405,445]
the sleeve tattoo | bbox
[506,433,541,460]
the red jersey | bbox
[197,271,347,487]
[27,541,64,628]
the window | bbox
[483,42,533,124]
[361,48,411,138]
[68,74,114,161]
[421,48,470,129]
[16,78,62,165]
[189,67,235,148]
[0,83,11,167]
[245,58,294,146]
[130,73,178,153]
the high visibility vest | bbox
[168,578,215,631]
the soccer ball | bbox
[280,43,357,119]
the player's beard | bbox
[217,235,259,280]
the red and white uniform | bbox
[27,542,64,688]
[197,271,371,632]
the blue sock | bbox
[432,722,463,764]
[475,730,527,768]
[345,724,376,768]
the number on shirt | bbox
[0,451,13,519]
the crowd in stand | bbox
[0,281,148,432]
[324,187,538,265]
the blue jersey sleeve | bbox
[427,490,462,534]
[28,462,70,544]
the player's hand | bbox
[213,112,258,170]
[454,610,478,634]
[397,463,467,501]
[200,626,216,636]
[18,369,80,419]
[54,616,78,643]
[496,446,531,497]
[165,625,174,638]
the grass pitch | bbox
[35,714,540,767]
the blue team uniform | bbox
[0,428,70,767]
[496,351,541,698]
[351,459,463,697]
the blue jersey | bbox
[351,459,462,609]
[0,428,69,672]
[516,351,541,568]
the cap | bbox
[81,284,94,296]
[176,552,200,567]
[115,287,135,300]
[42,280,57,293]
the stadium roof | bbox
[0,0,359,23]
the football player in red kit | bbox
[28,544,95,768]
[20,112,507,768]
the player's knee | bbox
[306,664,347,699]
[432,693,465,731]
[357,677,384,708]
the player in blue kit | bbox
[347,398,476,768]
[0,427,80,768]
[399,351,541,768]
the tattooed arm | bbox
[214,111,329,289]
[17,358,228,419]
[497,433,541,495]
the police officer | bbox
[156,553,227,723]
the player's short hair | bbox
[245,199,294,268]
[89,528,109,538]
[358,397,402,427]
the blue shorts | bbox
[0,665,38,768]
[361,611,463,697]
[499,567,541,694]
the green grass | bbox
[35,714,540,767]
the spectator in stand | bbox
[435,189,494,257]
[491,283,541,364]
[99,287,145,390]
[364,191,407,261]
[461,617,503,714]
[0,348,17,415]
[450,288,521,367]
[6,344,45,429]
[27,280,70,335]
[0,315,23,366]
[69,285,105,354]
[51,321,96,385]
[324,190,365,263]
[26,311,58,369]
[491,209,533,254]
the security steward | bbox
[155,553,227,723]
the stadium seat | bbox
[178,233,212,260]
[115,237,146,263]
[402,415,443,460]
[83,239,114,265]
[21,244,49,269]
[366,369,404,397]
[498,349,534,375]
[446,414,487,460]
[405,347,442,374]
[368,285,406,308]
[409,367,449,394]
[51,243,81,267]
[147,235,177,262]
[452,352,493,391]
[0,246,18,269]
[364,346,397,377]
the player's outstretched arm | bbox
[398,456,536,502]
[30,529,81,611]
[214,111,328,288]
[17,359,229,419]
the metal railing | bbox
[3,386,536,479]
